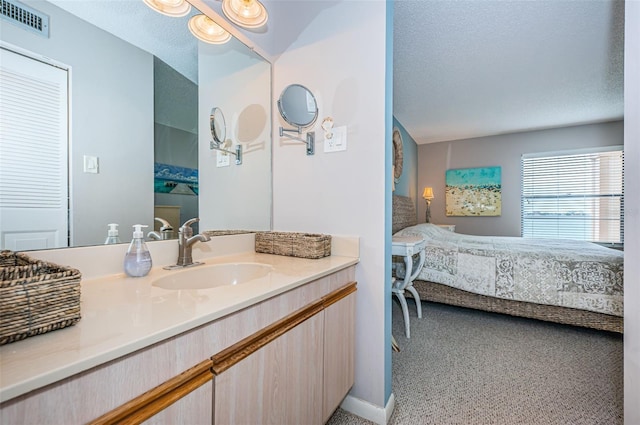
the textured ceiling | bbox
[44,0,625,145]
[393,0,625,144]
[47,0,200,83]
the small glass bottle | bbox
[104,223,122,245]
[124,224,152,277]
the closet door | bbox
[0,47,69,250]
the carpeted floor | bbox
[327,300,623,425]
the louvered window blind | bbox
[521,147,624,244]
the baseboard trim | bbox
[340,393,395,425]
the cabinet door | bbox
[143,381,213,425]
[87,360,214,425]
[214,313,324,425]
[323,292,356,422]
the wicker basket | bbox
[255,232,331,259]
[0,250,82,345]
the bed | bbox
[392,195,624,333]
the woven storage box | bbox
[0,250,82,345]
[255,232,331,259]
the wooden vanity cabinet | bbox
[0,349,215,425]
[0,266,356,425]
[90,360,214,424]
[142,382,213,424]
[322,289,356,423]
[210,279,356,424]
[213,313,325,424]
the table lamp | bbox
[423,187,434,223]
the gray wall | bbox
[154,57,198,134]
[418,121,624,236]
[153,58,198,229]
[1,0,154,246]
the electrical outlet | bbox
[324,125,347,153]
[216,150,230,167]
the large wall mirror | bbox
[0,0,272,250]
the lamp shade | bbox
[423,187,434,200]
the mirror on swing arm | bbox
[277,84,318,156]
[209,107,242,165]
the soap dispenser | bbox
[124,224,152,277]
[104,223,122,245]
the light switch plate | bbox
[83,155,99,173]
[216,150,230,167]
[324,126,347,153]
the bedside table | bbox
[434,224,455,232]
[391,235,427,338]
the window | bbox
[521,147,624,244]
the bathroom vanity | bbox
[0,237,359,424]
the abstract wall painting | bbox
[445,166,501,216]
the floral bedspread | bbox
[394,224,624,317]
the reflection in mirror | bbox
[277,84,319,128]
[237,104,268,144]
[0,0,272,250]
[198,37,271,230]
[147,217,175,240]
[143,0,192,17]
[208,106,242,165]
[187,14,232,45]
[210,107,227,147]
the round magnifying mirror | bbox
[277,84,318,129]
[210,107,226,147]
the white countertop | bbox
[0,251,358,403]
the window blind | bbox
[521,148,624,244]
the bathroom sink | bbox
[152,263,272,290]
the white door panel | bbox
[0,47,69,250]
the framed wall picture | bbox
[154,163,198,195]
[445,166,501,216]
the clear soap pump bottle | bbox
[124,224,152,277]
[104,223,121,245]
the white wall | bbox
[418,121,624,236]
[272,0,390,418]
[624,1,640,422]
[1,0,154,246]
[198,39,272,231]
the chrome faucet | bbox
[148,217,174,241]
[173,218,211,268]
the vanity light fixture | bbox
[423,187,434,223]
[142,0,191,17]
[188,14,232,44]
[221,0,268,29]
